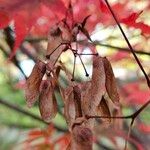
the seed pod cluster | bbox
[81,56,120,128]
[24,15,121,150]
[25,59,59,123]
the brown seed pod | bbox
[71,126,93,150]
[91,56,106,106]
[39,80,57,123]
[46,25,63,60]
[59,21,72,42]
[63,87,76,129]
[82,56,106,129]
[103,57,120,106]
[97,96,111,125]
[83,56,106,117]
[25,60,46,107]
[73,85,82,118]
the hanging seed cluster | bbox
[25,15,121,150]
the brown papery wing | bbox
[25,60,46,107]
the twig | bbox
[86,99,150,120]
[26,37,150,56]
[0,99,67,132]
[0,46,27,79]
[2,27,27,79]
[103,0,150,87]
[92,41,150,56]
[86,99,150,149]
[71,53,76,81]
[2,123,38,129]
[21,45,37,62]
[0,99,47,124]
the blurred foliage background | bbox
[0,25,150,150]
[0,0,150,150]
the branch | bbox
[25,37,150,56]
[0,99,67,132]
[21,45,37,62]
[92,41,150,56]
[104,0,150,88]
[86,99,150,121]
[0,46,27,79]
[78,40,150,56]
[2,122,38,129]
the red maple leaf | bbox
[121,11,150,35]
[0,0,66,58]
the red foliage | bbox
[111,51,130,61]
[0,0,66,57]
[123,82,150,105]
[121,11,150,34]
[0,11,10,28]
[23,125,70,149]
[138,123,150,134]
[1,0,150,56]
[0,1,149,149]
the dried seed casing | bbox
[97,96,111,125]
[83,56,106,117]
[63,87,76,129]
[103,57,120,106]
[71,126,93,150]
[25,60,46,107]
[39,80,57,123]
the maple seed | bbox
[25,60,46,108]
[97,96,111,124]
[72,126,93,150]
[103,57,120,105]
[73,85,82,118]
[39,80,57,123]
